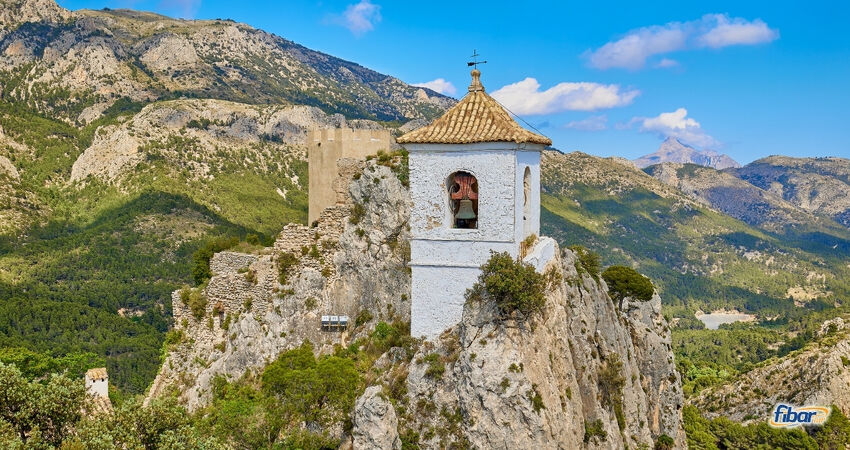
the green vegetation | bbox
[598,355,626,431]
[602,265,654,309]
[0,98,307,395]
[683,404,850,449]
[196,321,417,448]
[0,361,223,448]
[465,251,547,320]
[569,245,601,281]
[584,419,607,443]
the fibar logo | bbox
[769,404,830,428]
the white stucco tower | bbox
[398,69,556,340]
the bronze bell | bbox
[456,199,477,220]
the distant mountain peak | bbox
[634,137,740,170]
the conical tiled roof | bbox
[398,70,552,146]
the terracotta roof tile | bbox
[398,70,551,146]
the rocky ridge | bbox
[731,156,850,228]
[634,137,740,170]
[0,0,454,124]
[644,162,825,232]
[693,320,850,423]
[354,247,684,449]
[149,152,686,448]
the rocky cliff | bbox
[148,158,411,409]
[354,247,684,449]
[150,154,685,447]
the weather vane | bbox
[467,49,487,70]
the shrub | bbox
[602,265,655,310]
[598,355,626,431]
[584,419,607,443]
[422,353,445,379]
[654,434,675,450]
[355,310,374,327]
[184,289,207,320]
[349,203,366,225]
[277,252,299,285]
[465,252,546,320]
[569,245,601,281]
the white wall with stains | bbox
[406,142,551,340]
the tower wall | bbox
[307,128,391,223]
[407,142,545,339]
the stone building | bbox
[307,128,392,224]
[398,69,556,340]
[85,367,109,398]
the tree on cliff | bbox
[602,265,654,310]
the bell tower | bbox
[398,68,555,340]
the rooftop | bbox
[86,367,108,380]
[397,69,552,146]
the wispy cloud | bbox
[490,78,639,115]
[413,78,457,96]
[158,0,202,19]
[328,0,382,36]
[586,14,779,70]
[628,108,718,147]
[564,115,608,131]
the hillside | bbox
[731,155,850,228]
[0,0,452,124]
[540,151,850,316]
[645,162,840,233]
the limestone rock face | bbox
[69,99,353,183]
[0,0,69,29]
[353,386,401,450]
[356,248,685,449]
[147,160,411,410]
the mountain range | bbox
[634,137,740,170]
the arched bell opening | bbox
[447,171,478,229]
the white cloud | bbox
[564,115,608,131]
[631,108,718,147]
[698,15,779,48]
[330,0,382,36]
[413,78,457,96]
[490,78,639,115]
[655,58,679,69]
[586,14,779,70]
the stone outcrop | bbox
[147,160,411,409]
[353,386,402,450]
[693,325,850,423]
[355,247,685,449]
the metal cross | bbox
[467,49,487,69]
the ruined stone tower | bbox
[307,128,392,224]
[398,69,556,340]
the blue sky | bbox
[57,0,850,163]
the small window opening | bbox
[448,171,478,229]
